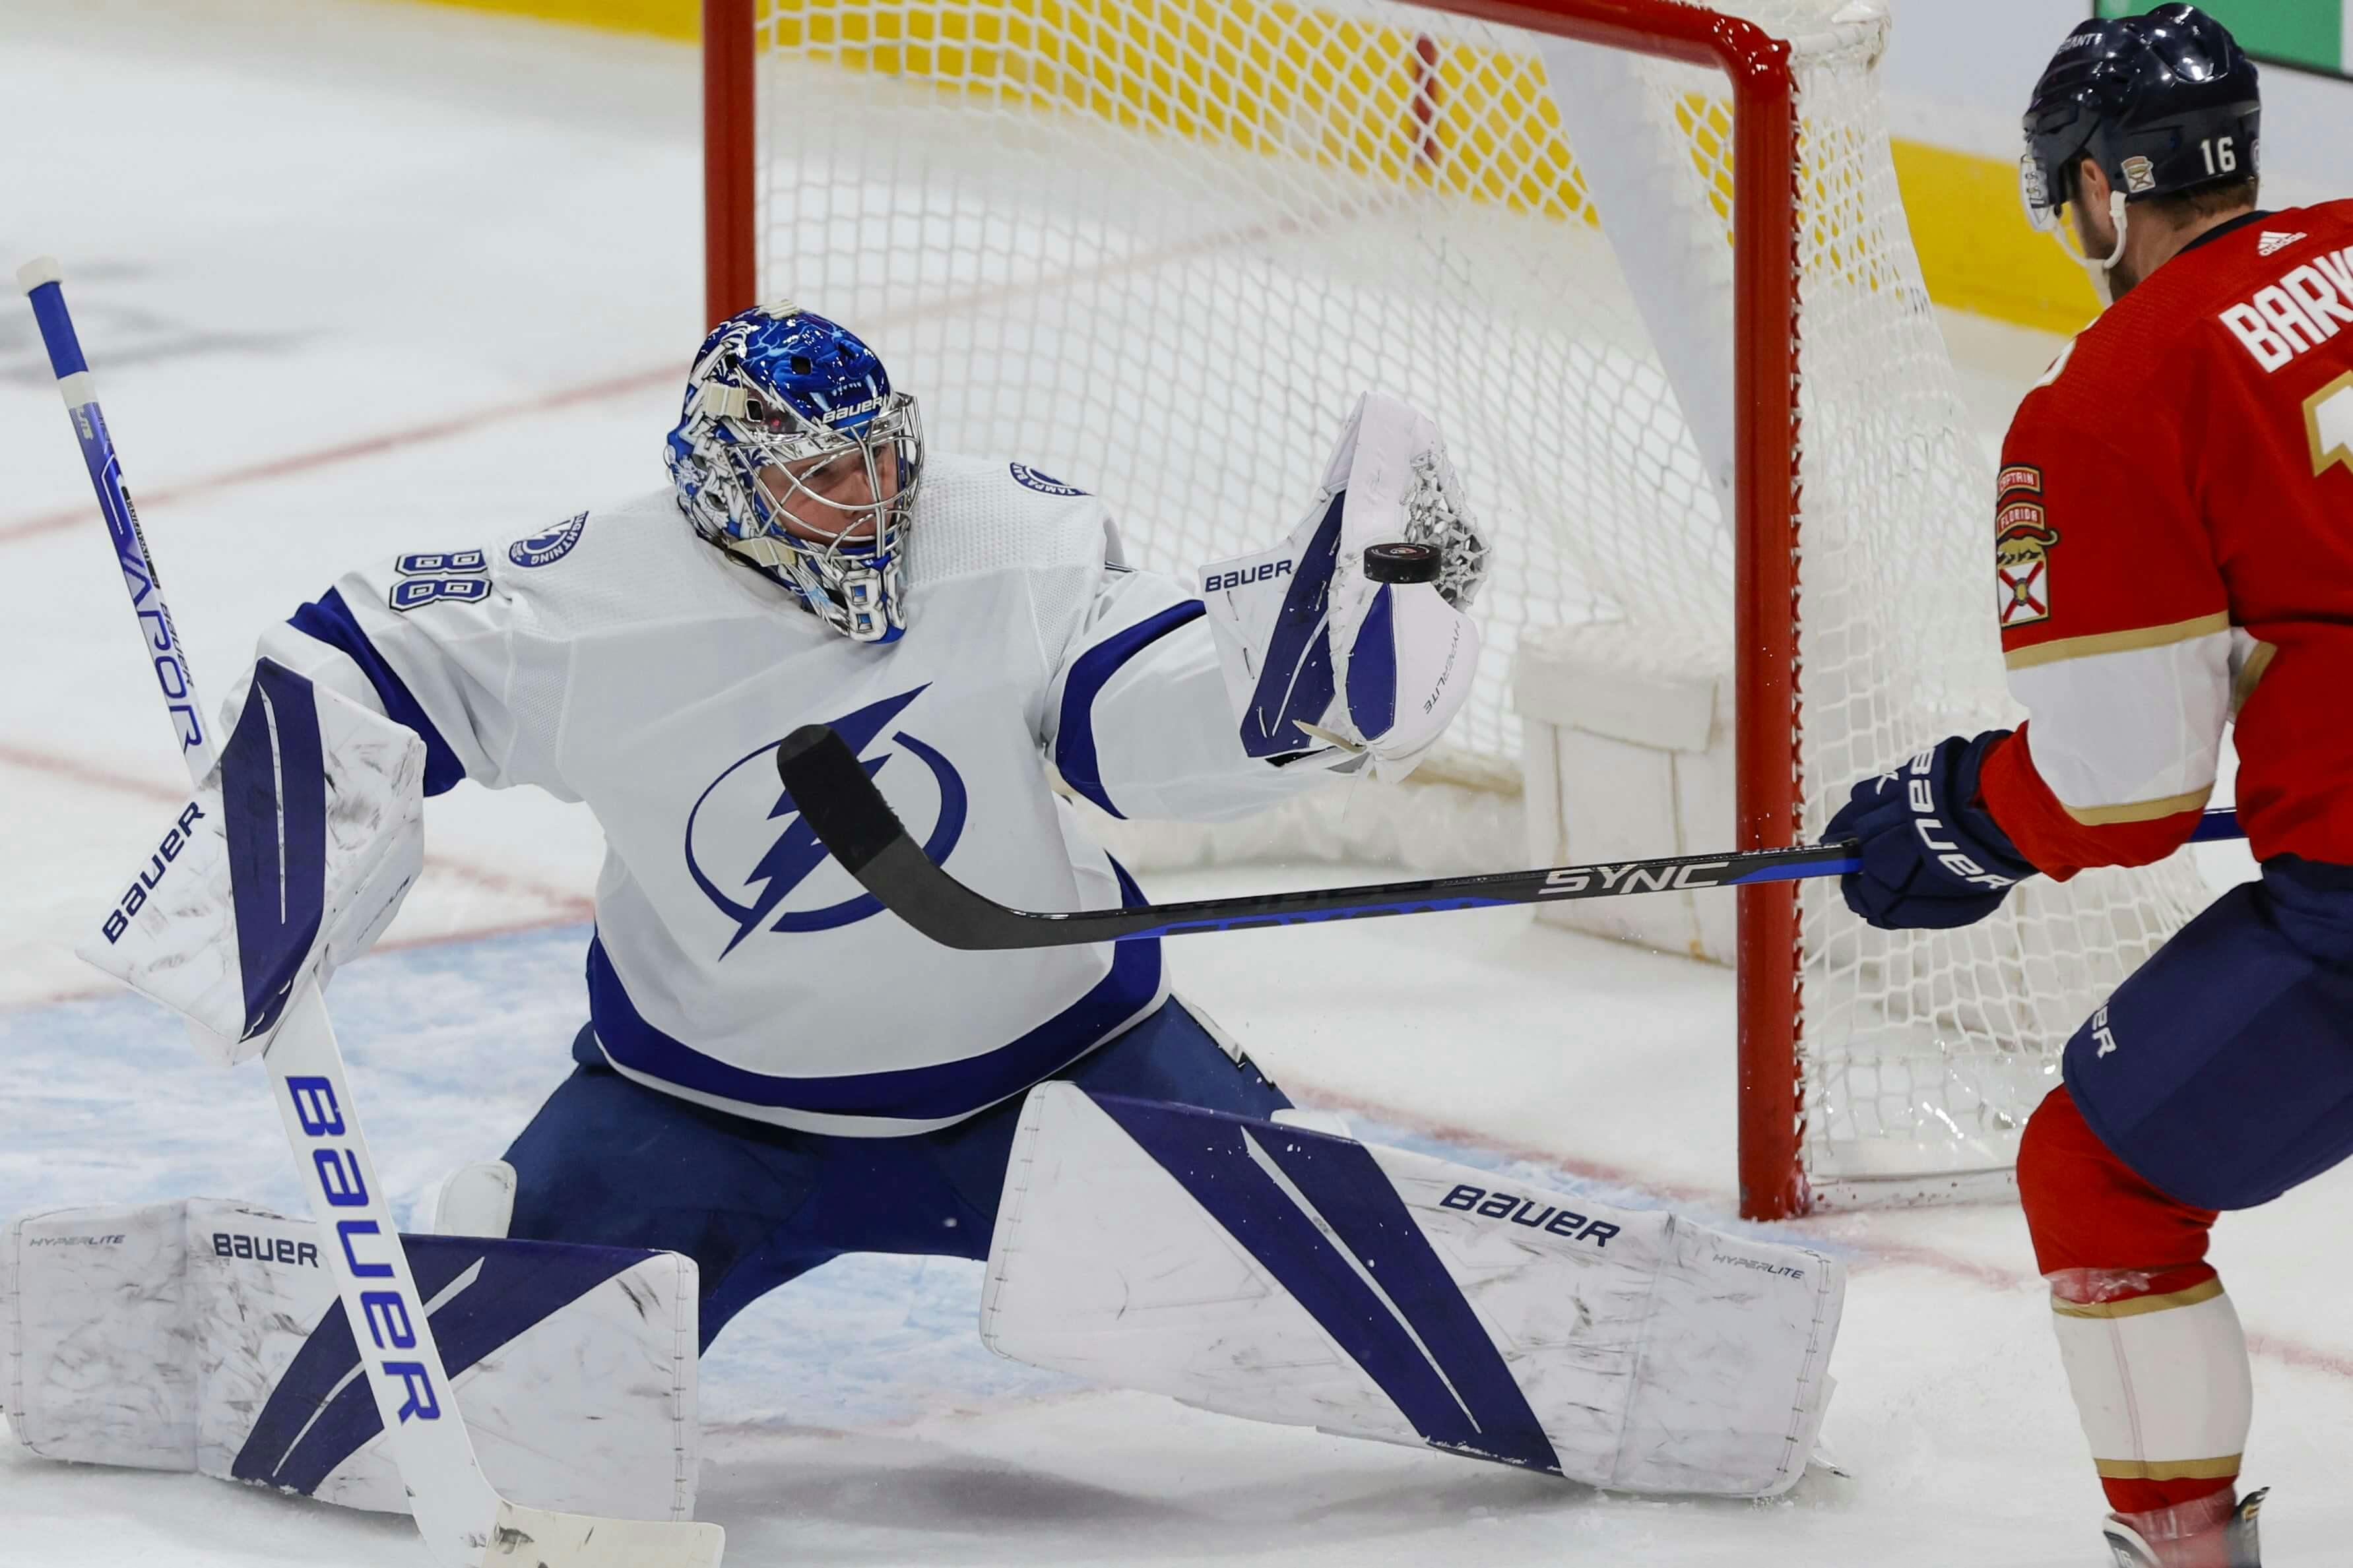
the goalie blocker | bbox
[75,658,426,1066]
[984,1084,1843,1496]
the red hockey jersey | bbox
[1978,202,2353,877]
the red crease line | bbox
[0,364,676,546]
[0,741,592,914]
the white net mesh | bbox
[744,0,2214,1200]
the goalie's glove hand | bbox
[1828,730,2037,931]
[1199,392,1487,784]
[1312,555,1479,780]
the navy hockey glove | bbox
[1828,731,2038,931]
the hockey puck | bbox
[1363,542,1441,584]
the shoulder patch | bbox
[1997,465,2043,500]
[508,511,589,569]
[1995,503,2061,629]
[1009,462,1085,497]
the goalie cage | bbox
[698,0,2215,1217]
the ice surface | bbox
[0,2,2340,1564]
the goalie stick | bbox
[18,258,725,1568]
[774,722,2246,951]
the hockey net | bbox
[705,0,2214,1214]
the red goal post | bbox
[701,0,1851,1221]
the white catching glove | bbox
[77,659,425,1066]
[1198,391,1487,783]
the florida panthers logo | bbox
[684,685,965,955]
[1995,497,2059,629]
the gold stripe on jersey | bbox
[2051,1276,2226,1319]
[2230,640,2277,717]
[2061,787,2216,828]
[2004,612,2232,672]
[2094,1454,2245,1482]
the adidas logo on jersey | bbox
[2257,230,2307,257]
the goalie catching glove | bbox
[1198,392,1487,783]
[77,659,424,1065]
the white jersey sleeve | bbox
[1043,561,1341,824]
[242,520,595,801]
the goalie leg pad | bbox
[983,1084,1842,1497]
[5,1199,701,1521]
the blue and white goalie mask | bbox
[666,305,923,643]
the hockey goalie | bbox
[9,304,1844,1533]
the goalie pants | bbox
[500,997,1289,1349]
[2019,854,2353,1515]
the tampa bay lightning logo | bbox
[1009,462,1085,497]
[684,685,965,956]
[508,512,587,568]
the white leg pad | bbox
[983,1084,1844,1496]
[2051,1277,2252,1484]
[5,1199,703,1521]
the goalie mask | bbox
[666,305,924,643]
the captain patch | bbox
[509,511,589,569]
[1996,501,2060,628]
[1009,463,1085,497]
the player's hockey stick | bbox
[18,258,725,1568]
[775,722,2246,951]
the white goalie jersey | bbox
[244,456,1335,1135]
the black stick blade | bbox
[776,723,1041,949]
[774,724,907,876]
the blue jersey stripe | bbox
[586,864,1165,1123]
[1053,601,1206,819]
[288,588,467,796]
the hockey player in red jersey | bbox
[1828,7,2353,1565]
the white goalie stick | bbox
[17,257,725,1568]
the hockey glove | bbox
[77,660,426,1065]
[1828,731,2038,931]
[1197,391,1487,783]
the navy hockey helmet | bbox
[666,305,924,644]
[2020,4,2259,235]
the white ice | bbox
[1,3,2346,1565]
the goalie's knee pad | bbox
[982,1084,1843,1497]
[426,1158,519,1238]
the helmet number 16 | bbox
[2199,137,2240,177]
